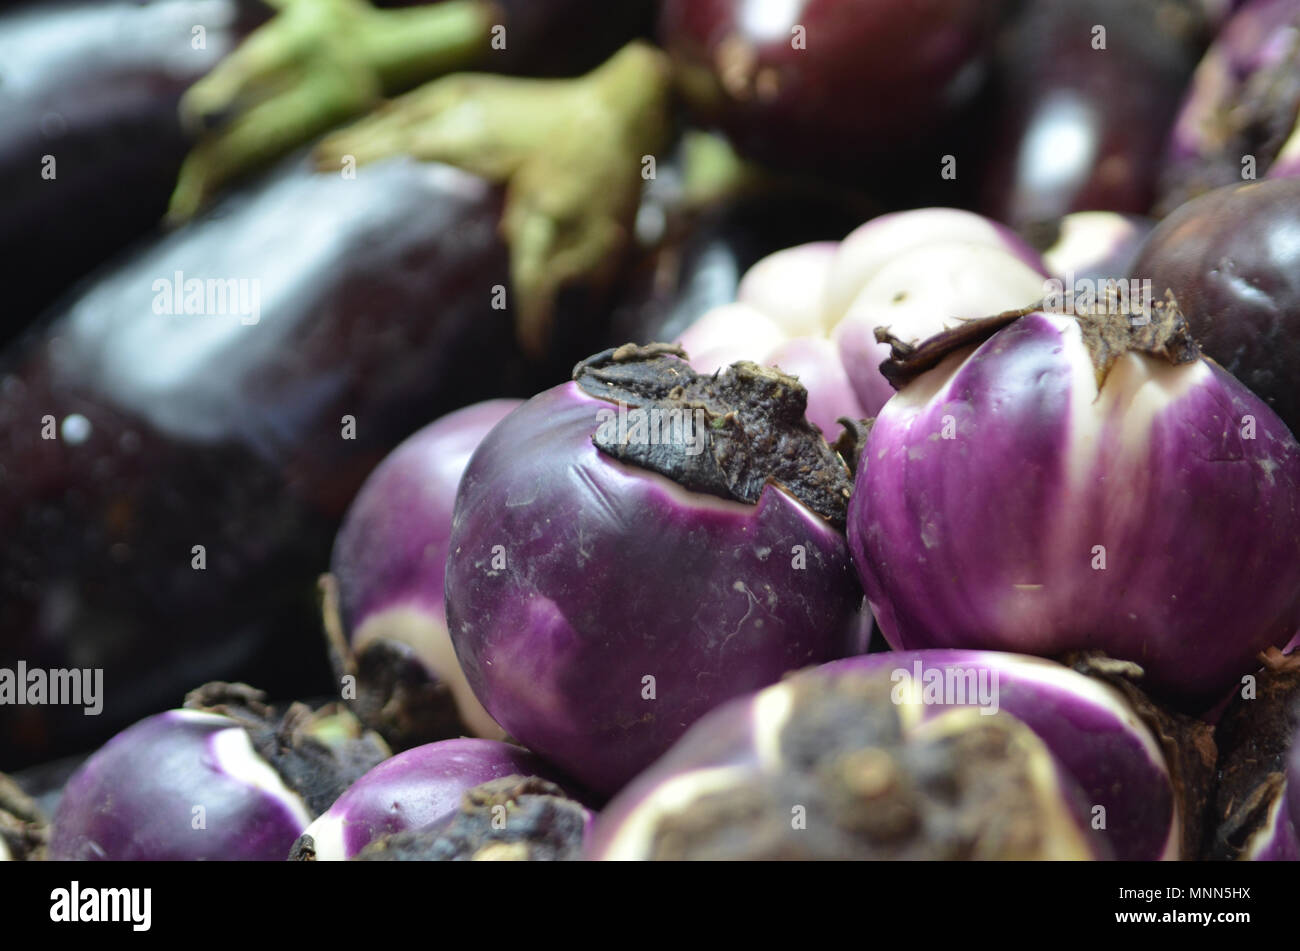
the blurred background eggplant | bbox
[656,0,1003,192]
[0,151,621,769]
[0,0,656,342]
[979,0,1215,227]
[0,0,268,340]
[1157,0,1300,213]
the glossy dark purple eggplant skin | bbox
[0,0,268,338]
[657,0,1001,177]
[482,0,656,76]
[1131,178,1300,435]
[980,0,1212,226]
[0,155,565,769]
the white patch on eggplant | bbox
[209,726,313,832]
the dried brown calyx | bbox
[183,681,390,816]
[876,291,1199,392]
[644,671,1102,860]
[574,343,853,528]
[354,776,589,861]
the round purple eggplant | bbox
[1132,176,1300,435]
[291,738,552,860]
[657,0,1002,177]
[850,300,1300,704]
[48,685,389,861]
[588,658,1109,860]
[353,775,593,861]
[445,344,863,795]
[324,399,521,748]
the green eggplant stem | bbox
[168,0,494,222]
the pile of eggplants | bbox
[13,0,1300,868]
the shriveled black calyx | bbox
[183,682,391,816]
[1204,648,1300,860]
[876,292,1199,392]
[645,672,1099,860]
[0,772,47,862]
[1061,651,1217,860]
[355,776,588,861]
[319,575,463,753]
[574,343,853,528]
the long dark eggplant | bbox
[0,154,579,769]
[0,0,268,338]
[978,0,1213,226]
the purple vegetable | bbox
[823,210,1049,415]
[657,0,1002,177]
[980,0,1212,226]
[445,345,863,794]
[1159,0,1300,211]
[849,300,1300,704]
[677,243,867,435]
[324,399,521,748]
[587,656,1109,860]
[354,775,593,861]
[48,686,388,861]
[1133,177,1300,435]
[293,738,551,860]
[0,0,266,336]
[821,651,1197,859]
[673,209,1049,428]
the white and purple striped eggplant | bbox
[353,775,594,861]
[445,344,864,795]
[849,299,1300,705]
[48,686,388,861]
[292,738,557,860]
[587,653,1157,860]
[324,399,521,748]
[675,208,1050,431]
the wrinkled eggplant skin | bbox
[1131,178,1300,434]
[980,0,1211,226]
[0,0,268,339]
[657,0,1001,178]
[0,156,558,769]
